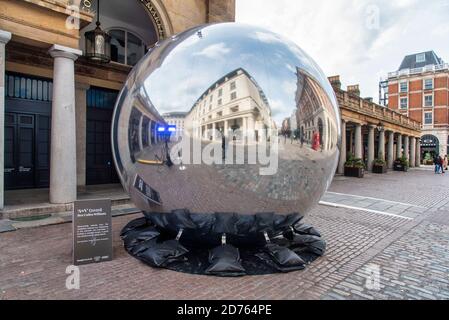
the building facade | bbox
[328,76,422,173]
[386,51,449,159]
[0,0,235,209]
[162,112,187,141]
[184,68,273,142]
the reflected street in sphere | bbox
[113,23,341,276]
[112,23,341,217]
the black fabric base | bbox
[121,210,326,276]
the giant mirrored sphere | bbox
[112,23,341,222]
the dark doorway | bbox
[4,73,52,190]
[86,87,120,185]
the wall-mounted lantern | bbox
[85,0,111,63]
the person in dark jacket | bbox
[434,155,441,174]
[439,155,445,174]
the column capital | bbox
[76,82,91,91]
[49,44,82,61]
[0,30,11,44]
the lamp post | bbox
[85,0,111,63]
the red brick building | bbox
[386,51,449,160]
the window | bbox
[109,29,147,66]
[424,79,433,90]
[416,53,426,63]
[218,88,223,97]
[231,92,237,100]
[230,81,236,90]
[400,81,408,93]
[424,95,433,107]
[424,112,433,125]
[210,95,213,102]
[400,97,408,109]
[218,98,222,106]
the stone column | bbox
[212,122,216,140]
[416,139,421,167]
[403,135,409,161]
[410,137,416,167]
[378,129,385,161]
[367,125,375,171]
[0,30,11,210]
[247,116,255,142]
[387,131,394,169]
[138,115,144,150]
[49,45,82,204]
[338,120,347,174]
[354,123,363,159]
[148,120,152,145]
[396,133,402,159]
[224,120,228,137]
[75,83,90,187]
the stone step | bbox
[0,197,131,220]
[0,204,141,233]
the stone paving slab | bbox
[0,169,448,300]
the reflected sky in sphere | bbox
[112,23,341,217]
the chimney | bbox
[347,84,360,96]
[328,75,341,90]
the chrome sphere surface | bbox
[112,23,341,217]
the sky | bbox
[143,24,338,126]
[236,0,449,102]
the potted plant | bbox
[372,154,387,174]
[423,152,433,165]
[393,156,409,172]
[344,154,365,178]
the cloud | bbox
[236,0,449,100]
[193,42,231,59]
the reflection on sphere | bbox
[112,23,341,218]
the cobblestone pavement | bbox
[0,169,448,300]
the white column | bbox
[148,120,152,145]
[0,30,11,210]
[378,129,385,161]
[338,120,346,174]
[138,115,144,149]
[367,125,375,171]
[224,120,229,138]
[396,133,402,159]
[415,139,421,167]
[403,135,409,161]
[247,116,255,142]
[410,137,416,167]
[387,131,394,169]
[354,123,363,159]
[49,45,82,204]
[75,83,89,187]
[212,122,216,140]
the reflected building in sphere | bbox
[184,68,273,142]
[295,68,338,151]
[162,112,187,141]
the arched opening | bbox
[80,0,167,61]
[421,134,439,164]
[79,0,171,185]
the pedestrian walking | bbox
[439,155,445,174]
[444,155,448,171]
[434,154,441,174]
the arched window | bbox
[109,29,147,66]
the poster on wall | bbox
[73,199,113,266]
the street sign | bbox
[73,199,113,265]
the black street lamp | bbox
[85,0,111,63]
